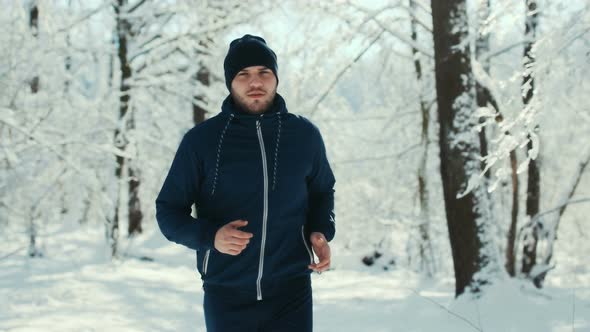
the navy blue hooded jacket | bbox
[155,93,335,301]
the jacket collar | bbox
[221,93,288,119]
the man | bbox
[155,34,335,332]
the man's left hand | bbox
[308,232,331,273]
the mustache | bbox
[247,89,266,95]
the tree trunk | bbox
[521,0,541,282]
[505,149,519,276]
[431,0,499,296]
[29,1,39,93]
[193,62,209,125]
[60,0,73,222]
[410,0,435,277]
[127,157,143,235]
[64,0,72,94]
[112,0,133,256]
[112,1,143,238]
[473,0,520,277]
[27,0,41,258]
[475,0,491,174]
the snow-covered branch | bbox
[308,29,386,116]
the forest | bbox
[1,0,589,331]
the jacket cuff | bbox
[195,218,222,251]
[309,222,335,242]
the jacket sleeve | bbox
[155,131,219,251]
[306,126,336,242]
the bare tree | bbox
[431,0,499,295]
[192,44,211,125]
[27,0,42,258]
[473,0,521,277]
[523,147,590,287]
[409,0,435,276]
[520,0,541,283]
[28,1,39,94]
[190,1,245,125]
[111,0,146,257]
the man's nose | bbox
[249,77,263,88]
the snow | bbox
[1,1,589,331]
[1,224,588,332]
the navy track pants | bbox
[203,281,312,332]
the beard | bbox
[231,87,277,114]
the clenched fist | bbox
[214,219,254,256]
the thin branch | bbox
[0,108,82,174]
[151,85,213,113]
[308,28,386,116]
[313,112,417,123]
[129,6,270,62]
[30,166,70,217]
[535,147,590,237]
[134,34,163,55]
[132,62,191,83]
[367,15,433,54]
[410,289,483,332]
[532,198,590,223]
[135,47,189,74]
[127,0,148,13]
[332,143,421,165]
[56,2,111,33]
[0,246,26,261]
[347,0,434,44]
[483,39,530,62]
[0,201,27,218]
[346,0,432,32]
[412,0,432,16]
[557,26,590,55]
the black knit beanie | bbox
[223,34,278,91]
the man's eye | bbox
[238,72,248,76]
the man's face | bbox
[230,65,277,114]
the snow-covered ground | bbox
[1,223,589,332]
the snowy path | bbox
[1,228,589,332]
[1,256,589,331]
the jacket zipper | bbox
[256,118,269,301]
[301,225,314,264]
[203,249,211,275]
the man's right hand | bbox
[214,219,253,256]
